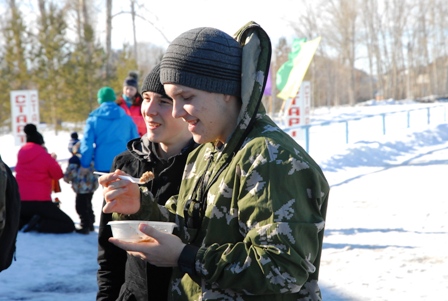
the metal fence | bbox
[280,103,448,153]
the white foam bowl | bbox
[107,221,177,242]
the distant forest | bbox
[1,0,447,131]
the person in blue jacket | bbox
[80,86,139,173]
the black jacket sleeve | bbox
[96,154,128,301]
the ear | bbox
[224,94,238,103]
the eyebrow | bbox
[166,85,186,97]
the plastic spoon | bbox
[93,171,149,184]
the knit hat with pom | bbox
[97,86,116,104]
[24,123,44,145]
[123,71,139,89]
[141,63,170,99]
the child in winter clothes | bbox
[63,132,98,234]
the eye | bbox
[160,98,173,105]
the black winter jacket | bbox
[96,136,197,301]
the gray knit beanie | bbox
[160,27,242,97]
[141,63,170,99]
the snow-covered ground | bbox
[0,100,447,300]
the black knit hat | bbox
[24,123,44,145]
[141,63,170,99]
[160,27,242,97]
[123,71,139,89]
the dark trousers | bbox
[20,201,75,233]
[76,193,94,229]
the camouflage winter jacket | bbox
[127,22,330,301]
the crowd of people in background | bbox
[9,69,149,236]
[14,78,141,235]
[0,68,148,279]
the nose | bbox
[172,99,185,119]
[142,99,158,116]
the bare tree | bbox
[327,0,359,105]
[288,1,330,107]
[34,0,71,132]
[106,0,112,78]
[361,0,386,99]
[130,0,137,63]
[427,0,448,96]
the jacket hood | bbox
[234,21,271,125]
[126,136,154,163]
[218,22,272,158]
[89,102,127,120]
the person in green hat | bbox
[79,86,139,174]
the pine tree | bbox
[30,1,71,133]
[61,0,107,127]
[112,44,139,95]
[0,2,30,131]
[63,36,106,124]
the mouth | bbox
[184,118,198,125]
[147,121,161,130]
[184,118,198,131]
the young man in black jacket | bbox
[96,63,197,300]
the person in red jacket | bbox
[15,124,75,234]
[116,71,146,136]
